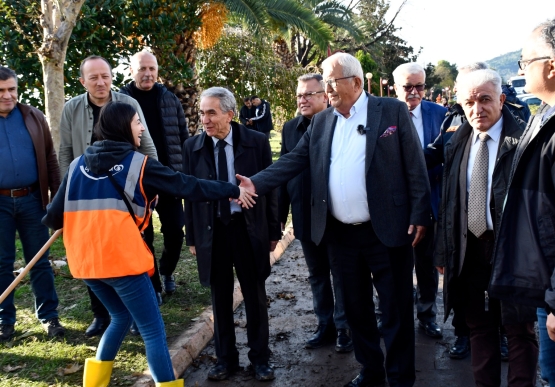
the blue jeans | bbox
[0,190,59,325]
[84,273,174,383]
[537,307,555,383]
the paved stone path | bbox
[182,240,544,387]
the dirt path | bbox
[183,240,542,387]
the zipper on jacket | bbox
[484,291,489,312]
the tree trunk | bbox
[39,0,86,151]
[272,37,296,69]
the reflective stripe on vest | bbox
[63,152,154,279]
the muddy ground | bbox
[182,240,544,387]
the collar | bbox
[542,105,555,124]
[472,116,503,144]
[0,104,19,119]
[211,125,234,147]
[333,91,367,118]
[410,103,422,119]
[85,91,112,108]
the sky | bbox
[383,0,554,69]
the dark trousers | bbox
[327,216,415,387]
[144,194,185,281]
[210,215,270,366]
[461,232,538,387]
[414,220,438,323]
[300,239,348,329]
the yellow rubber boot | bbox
[83,358,114,387]
[155,380,184,387]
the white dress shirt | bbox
[328,92,370,224]
[212,127,241,214]
[410,103,425,149]
[466,117,503,230]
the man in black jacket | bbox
[490,19,555,385]
[120,51,189,299]
[279,74,352,353]
[183,87,280,382]
[239,97,254,129]
[250,95,273,139]
[433,68,537,386]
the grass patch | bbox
[1,132,282,386]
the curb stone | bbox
[132,223,296,386]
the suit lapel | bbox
[365,95,382,174]
[421,101,432,147]
[193,132,216,176]
[322,114,338,184]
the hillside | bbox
[486,50,521,82]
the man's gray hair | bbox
[298,73,325,89]
[534,19,555,57]
[456,69,502,98]
[456,62,489,83]
[392,62,426,85]
[201,87,236,114]
[321,53,364,84]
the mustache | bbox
[141,76,154,81]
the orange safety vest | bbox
[63,152,154,279]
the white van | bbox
[509,76,526,94]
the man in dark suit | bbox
[238,53,430,387]
[280,73,352,352]
[433,69,537,386]
[183,87,280,382]
[393,62,447,339]
[250,95,273,139]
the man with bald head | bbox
[435,68,537,386]
[59,55,158,337]
[120,51,188,302]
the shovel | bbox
[0,229,63,304]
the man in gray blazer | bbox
[238,53,430,387]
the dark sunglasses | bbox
[402,84,426,92]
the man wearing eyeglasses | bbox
[279,73,352,353]
[392,63,447,341]
[238,52,430,387]
[490,18,555,385]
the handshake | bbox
[234,174,257,208]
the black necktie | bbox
[217,140,231,225]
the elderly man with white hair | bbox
[392,63,447,340]
[434,68,538,387]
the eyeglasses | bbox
[296,91,325,100]
[401,84,426,92]
[324,76,355,89]
[518,56,551,70]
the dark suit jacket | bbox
[420,100,448,219]
[434,106,524,320]
[252,92,431,248]
[278,115,312,242]
[182,122,281,286]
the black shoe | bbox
[42,318,65,337]
[129,320,140,336]
[162,275,176,295]
[207,362,239,381]
[253,363,275,381]
[85,317,110,337]
[500,334,508,362]
[336,329,354,353]
[418,321,442,338]
[449,335,470,359]
[0,324,15,342]
[344,373,386,387]
[305,324,335,349]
